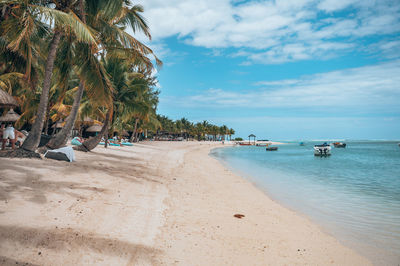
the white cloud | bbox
[317,0,359,12]
[135,0,400,64]
[162,60,400,109]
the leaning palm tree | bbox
[47,0,161,150]
[3,0,99,152]
[77,57,158,151]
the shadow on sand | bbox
[0,147,162,204]
[0,225,161,264]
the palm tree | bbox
[193,122,204,140]
[45,0,89,149]
[77,55,159,151]
[128,79,159,142]
[220,125,228,141]
[178,118,192,139]
[228,128,235,141]
[47,0,160,150]
[3,0,99,152]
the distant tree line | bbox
[154,115,235,141]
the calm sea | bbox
[210,141,400,265]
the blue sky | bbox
[133,0,400,140]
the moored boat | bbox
[239,143,252,146]
[256,143,267,147]
[266,146,278,151]
[314,143,331,156]
[333,142,346,148]
[299,142,305,146]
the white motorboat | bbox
[314,143,331,156]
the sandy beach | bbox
[0,142,370,265]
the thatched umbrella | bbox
[0,109,20,122]
[86,124,102,132]
[0,89,18,107]
[76,116,94,125]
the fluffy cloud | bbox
[136,0,400,64]
[163,60,400,109]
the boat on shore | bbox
[266,146,278,151]
[333,142,346,148]
[314,143,331,156]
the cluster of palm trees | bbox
[156,116,235,141]
[0,0,161,153]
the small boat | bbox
[299,142,305,146]
[333,142,346,148]
[266,146,278,151]
[314,143,331,156]
[239,143,252,146]
[256,143,267,147]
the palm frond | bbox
[32,5,98,46]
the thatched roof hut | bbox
[0,89,18,107]
[0,109,20,122]
[86,124,102,132]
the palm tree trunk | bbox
[21,30,62,152]
[104,128,109,148]
[45,0,87,150]
[46,82,85,149]
[75,111,110,152]
[134,130,140,142]
[43,103,51,135]
[130,118,139,142]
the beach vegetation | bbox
[154,116,234,141]
[0,0,160,154]
[0,0,234,156]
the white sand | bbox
[0,142,370,265]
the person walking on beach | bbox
[2,123,16,150]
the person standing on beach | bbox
[2,123,16,150]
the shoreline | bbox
[0,142,370,265]
[209,145,376,264]
[210,143,400,265]
[153,142,370,265]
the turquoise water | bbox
[210,141,400,265]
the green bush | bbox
[234,137,243,141]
